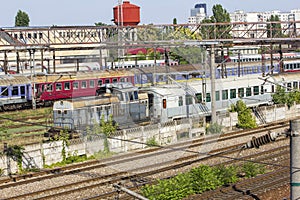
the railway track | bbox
[0,121,289,199]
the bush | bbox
[189,165,221,193]
[214,165,238,185]
[241,162,266,178]
[141,173,193,200]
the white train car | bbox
[142,74,274,123]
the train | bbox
[105,59,179,69]
[1,56,300,111]
[47,82,148,137]
[49,71,300,137]
[224,52,300,63]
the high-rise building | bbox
[188,3,207,24]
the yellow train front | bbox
[45,82,149,138]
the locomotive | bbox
[46,82,148,138]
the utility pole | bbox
[28,49,36,110]
[290,119,300,200]
[209,45,216,124]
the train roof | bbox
[142,84,186,97]
[32,70,134,83]
[53,96,119,110]
[0,75,30,86]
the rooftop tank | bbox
[113,1,140,26]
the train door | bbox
[148,93,154,118]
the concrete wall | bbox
[0,104,295,175]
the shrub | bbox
[241,162,266,178]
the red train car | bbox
[33,70,134,104]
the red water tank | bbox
[113,1,140,26]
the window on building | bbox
[112,78,118,83]
[105,79,110,84]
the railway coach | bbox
[0,75,32,111]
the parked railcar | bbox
[33,70,135,105]
[47,82,149,137]
[0,75,32,111]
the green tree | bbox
[267,15,282,38]
[231,100,257,129]
[272,85,300,108]
[94,22,108,26]
[15,10,30,27]
[200,4,231,39]
[100,115,117,153]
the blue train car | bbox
[0,75,32,110]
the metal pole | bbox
[113,184,149,200]
[210,45,216,123]
[290,119,300,200]
[32,49,36,110]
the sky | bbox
[1,0,299,27]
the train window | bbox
[58,110,62,114]
[112,78,118,83]
[246,88,251,97]
[73,82,79,89]
[20,86,25,95]
[134,91,138,100]
[56,83,62,91]
[238,88,244,98]
[261,86,264,94]
[105,79,110,84]
[129,92,134,101]
[178,96,183,106]
[81,81,87,89]
[186,95,193,105]
[1,87,8,96]
[89,80,95,88]
[116,92,123,101]
[222,90,228,100]
[215,91,220,101]
[206,93,211,103]
[47,84,53,92]
[12,86,19,96]
[196,93,202,103]
[253,86,259,95]
[230,89,236,99]
[293,82,298,89]
[97,80,103,86]
[64,110,67,115]
[287,83,292,91]
[64,82,70,90]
